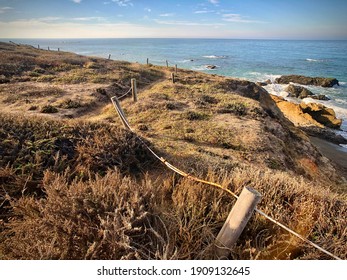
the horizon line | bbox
[1,37,347,41]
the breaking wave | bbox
[203,55,228,59]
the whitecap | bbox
[191,65,219,71]
[339,144,347,150]
[203,55,228,59]
[306,58,325,62]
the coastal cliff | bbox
[0,42,346,260]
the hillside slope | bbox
[0,42,346,260]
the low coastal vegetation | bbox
[0,42,346,260]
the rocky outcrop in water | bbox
[311,94,330,101]
[275,75,339,87]
[299,102,342,129]
[271,95,342,129]
[285,84,314,99]
[271,95,323,127]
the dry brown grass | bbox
[1,171,167,259]
[1,166,346,260]
[0,41,346,260]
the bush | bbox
[217,102,247,116]
[184,111,209,121]
[40,105,58,113]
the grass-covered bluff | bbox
[0,42,346,260]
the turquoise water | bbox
[3,38,347,140]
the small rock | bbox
[206,65,217,69]
[311,94,330,101]
[256,82,267,87]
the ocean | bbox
[4,38,347,142]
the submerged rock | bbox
[206,65,217,69]
[285,84,314,99]
[275,75,339,87]
[311,94,330,101]
[256,82,268,87]
[300,102,342,129]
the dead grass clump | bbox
[196,94,219,106]
[59,99,83,109]
[1,171,168,260]
[184,110,209,121]
[217,102,247,116]
[40,105,58,113]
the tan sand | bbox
[310,137,347,175]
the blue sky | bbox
[0,0,346,39]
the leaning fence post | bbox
[215,186,262,259]
[108,54,111,60]
[131,78,137,102]
[171,73,175,84]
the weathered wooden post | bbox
[48,46,50,51]
[58,48,60,52]
[215,186,262,259]
[111,97,130,130]
[175,64,178,74]
[131,78,137,102]
[38,45,40,49]
[108,54,111,60]
[146,58,149,65]
[171,73,175,84]
[166,60,169,68]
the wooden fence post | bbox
[147,58,149,65]
[166,60,169,67]
[58,48,60,52]
[38,45,40,49]
[48,46,50,51]
[171,73,175,84]
[175,64,178,74]
[215,186,262,259]
[108,54,111,60]
[131,78,137,102]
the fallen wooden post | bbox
[131,78,137,102]
[215,186,262,259]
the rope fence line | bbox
[110,84,342,261]
[117,88,132,100]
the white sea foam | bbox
[191,65,219,71]
[306,58,325,62]
[203,55,228,59]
